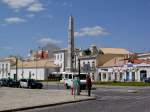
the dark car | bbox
[7,79,20,88]
[0,78,20,87]
[144,77,150,83]
[20,79,43,89]
[0,78,8,87]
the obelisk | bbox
[67,16,74,72]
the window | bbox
[115,73,117,81]
[65,74,68,79]
[2,64,4,73]
[132,72,135,81]
[108,73,111,80]
[83,62,85,66]
[99,73,101,81]
[103,73,106,79]
[79,74,86,80]
[120,73,123,81]
[57,55,59,60]
[88,61,91,68]
[92,61,95,70]
[60,54,62,60]
[55,55,56,60]
[6,64,8,72]
[20,79,27,82]
[69,74,72,79]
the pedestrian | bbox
[70,79,74,95]
[86,75,92,96]
[73,76,79,96]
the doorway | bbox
[140,70,147,81]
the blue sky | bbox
[0,0,150,57]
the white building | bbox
[53,48,80,72]
[53,49,67,72]
[80,55,97,80]
[10,59,59,80]
[137,52,150,60]
[80,46,129,81]
[97,60,150,82]
[96,56,128,82]
[0,58,11,79]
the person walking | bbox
[86,75,92,96]
[73,76,79,96]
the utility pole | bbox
[78,57,80,77]
[15,56,18,80]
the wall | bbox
[11,68,45,80]
[10,67,57,80]
[54,52,66,72]
[0,61,11,79]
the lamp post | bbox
[44,60,50,89]
[78,57,80,77]
[20,57,25,79]
[35,58,37,80]
[15,56,18,80]
[35,50,38,80]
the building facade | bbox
[53,48,80,72]
[53,49,67,72]
[0,57,59,80]
[0,59,11,79]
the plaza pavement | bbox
[0,87,95,112]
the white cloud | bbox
[38,38,62,46]
[62,2,72,7]
[74,26,110,37]
[2,0,35,9]
[2,0,44,12]
[5,17,26,24]
[27,2,44,12]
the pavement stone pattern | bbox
[16,86,150,112]
[0,87,95,111]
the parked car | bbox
[0,78,8,87]
[19,79,43,89]
[144,77,150,83]
[0,78,20,87]
[7,79,20,88]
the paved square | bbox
[0,87,94,111]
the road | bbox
[17,84,150,112]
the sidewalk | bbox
[41,81,64,85]
[0,87,95,112]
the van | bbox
[62,72,87,89]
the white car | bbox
[19,79,43,89]
[63,72,87,89]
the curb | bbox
[0,97,96,112]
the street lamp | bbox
[20,57,25,79]
[35,58,37,80]
[35,50,38,80]
[78,57,80,77]
[15,56,18,80]
[44,60,51,89]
